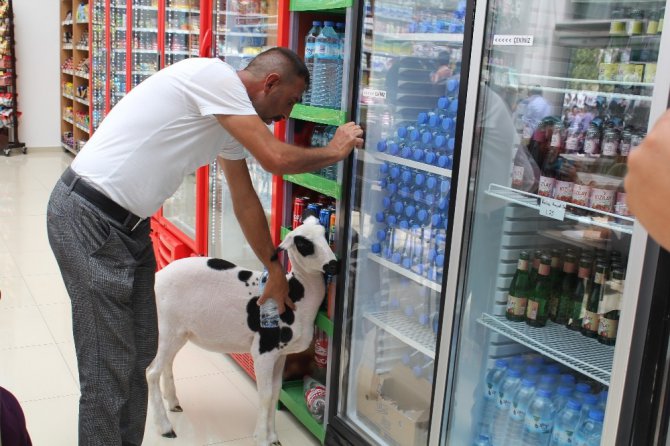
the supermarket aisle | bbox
[0,148,319,446]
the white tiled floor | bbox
[0,148,320,446]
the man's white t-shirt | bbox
[71,58,257,218]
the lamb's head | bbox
[279,216,338,276]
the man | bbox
[46,47,363,446]
[625,108,670,250]
[522,86,552,132]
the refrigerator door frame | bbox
[432,1,670,445]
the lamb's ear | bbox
[279,234,293,252]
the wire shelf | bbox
[364,311,436,359]
[477,313,613,385]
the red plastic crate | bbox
[230,353,256,381]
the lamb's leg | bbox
[146,332,188,438]
[253,351,280,446]
[268,355,286,446]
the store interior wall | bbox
[13,1,61,149]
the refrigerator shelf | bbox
[289,0,352,12]
[62,142,77,155]
[374,152,453,178]
[486,183,635,234]
[364,310,436,359]
[375,32,464,43]
[283,173,341,199]
[491,66,655,89]
[539,228,609,250]
[478,313,613,385]
[165,7,200,13]
[289,103,346,126]
[367,252,442,293]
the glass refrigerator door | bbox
[333,0,468,444]
[110,1,127,108]
[130,0,159,89]
[164,0,201,67]
[441,1,664,445]
[208,0,277,265]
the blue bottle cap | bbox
[371,243,381,254]
[566,399,582,411]
[507,368,522,378]
[401,145,412,159]
[421,132,432,145]
[418,313,430,325]
[414,263,424,275]
[600,390,609,400]
[434,135,446,148]
[428,248,437,262]
[449,98,459,113]
[417,112,428,124]
[402,257,412,269]
[313,21,322,26]
[382,196,391,209]
[583,394,598,404]
[441,117,453,132]
[413,190,423,202]
[525,365,541,375]
[557,386,573,397]
[560,374,576,385]
[379,178,387,189]
[440,179,451,194]
[388,142,399,155]
[495,359,509,368]
[336,22,345,30]
[410,129,421,142]
[436,253,445,264]
[324,20,335,27]
[431,214,441,227]
[438,197,449,210]
[415,173,426,186]
[437,96,449,110]
[447,138,456,153]
[425,193,435,206]
[428,114,440,128]
[437,155,449,168]
[424,151,436,165]
[379,162,389,174]
[588,409,605,422]
[399,185,410,198]
[575,383,591,393]
[377,140,387,152]
[390,166,400,179]
[418,209,428,222]
[375,211,385,223]
[412,148,423,161]
[405,205,416,217]
[536,389,552,398]
[521,378,536,387]
[387,182,398,195]
[401,169,412,183]
[376,229,386,242]
[545,364,561,375]
[447,78,459,93]
[426,176,437,189]
[397,127,408,139]
[540,375,556,384]
[393,201,404,214]
[391,252,402,264]
[386,214,397,226]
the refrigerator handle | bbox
[200,29,212,58]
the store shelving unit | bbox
[0,0,25,156]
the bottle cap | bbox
[376,229,386,242]
[425,193,435,206]
[441,180,451,194]
[525,365,541,375]
[401,169,412,183]
[324,20,335,27]
[434,135,446,148]
[413,190,423,202]
[441,117,453,132]
[422,132,432,144]
[415,173,426,186]
[566,399,582,411]
[425,151,436,164]
[557,386,573,396]
[418,209,428,222]
[371,243,381,254]
[536,389,552,398]
[386,214,397,226]
[431,214,442,227]
[522,378,536,387]
[313,21,322,26]
[397,127,408,139]
[375,211,385,223]
[437,96,449,110]
[588,409,605,422]
[583,394,598,404]
[426,175,437,189]
[447,138,456,153]
[405,205,416,217]
[381,196,391,209]
[508,368,522,378]
[417,112,428,124]
[389,166,400,179]
[401,146,412,158]
[410,129,421,141]
[429,114,440,128]
[393,201,404,214]
[388,142,399,155]
[412,148,423,161]
[376,140,387,152]
[391,252,401,264]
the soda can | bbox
[292,197,306,229]
[328,208,336,249]
[319,207,332,235]
[305,203,322,221]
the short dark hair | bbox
[245,47,310,90]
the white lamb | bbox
[146,216,338,446]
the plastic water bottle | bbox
[303,375,326,422]
[474,434,493,446]
[312,21,342,109]
[303,21,321,105]
[573,409,604,446]
[559,374,576,390]
[504,377,536,446]
[479,359,509,435]
[552,385,575,414]
[258,270,279,328]
[579,394,599,424]
[491,368,522,445]
[598,389,608,410]
[521,388,556,445]
[537,375,557,393]
[549,399,583,446]
[572,383,591,404]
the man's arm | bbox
[216,114,363,175]
[219,157,294,313]
[624,109,670,250]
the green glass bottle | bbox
[567,256,592,331]
[526,255,552,327]
[582,263,608,338]
[555,253,578,325]
[548,249,565,321]
[506,251,532,322]
[598,269,625,345]
[529,249,543,288]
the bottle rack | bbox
[0,0,25,156]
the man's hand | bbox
[625,109,670,250]
[257,264,294,314]
[329,122,364,158]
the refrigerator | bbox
[326,0,670,445]
[208,0,283,268]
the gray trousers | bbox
[46,178,157,446]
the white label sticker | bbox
[362,88,387,99]
[540,197,567,221]
[493,35,534,46]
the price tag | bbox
[539,197,566,221]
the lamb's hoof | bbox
[162,430,177,438]
[271,442,281,446]
[170,405,183,412]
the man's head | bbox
[241,47,309,124]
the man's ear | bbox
[264,72,281,93]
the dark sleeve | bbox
[0,386,33,446]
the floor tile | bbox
[21,395,79,446]
[171,342,226,380]
[0,275,36,308]
[24,273,70,305]
[0,251,22,277]
[12,249,61,277]
[56,341,79,386]
[0,305,55,349]
[39,302,73,344]
[0,344,78,402]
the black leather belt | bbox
[61,167,145,232]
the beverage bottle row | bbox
[291,195,336,249]
[303,21,345,109]
[479,353,606,446]
[309,125,338,180]
[506,246,625,346]
[376,94,459,169]
[384,284,440,336]
[400,349,435,384]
